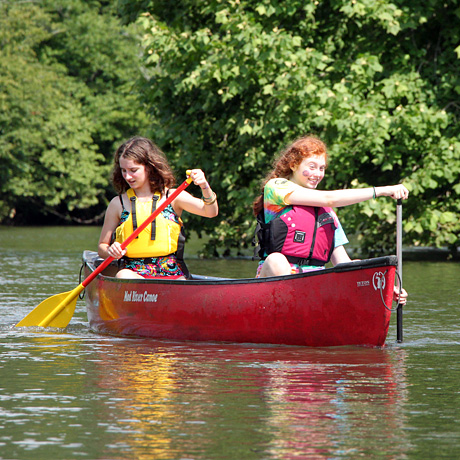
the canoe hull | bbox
[83,251,397,347]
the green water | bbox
[1,226,460,459]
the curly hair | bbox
[252,135,328,216]
[112,137,176,195]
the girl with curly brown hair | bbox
[98,137,218,279]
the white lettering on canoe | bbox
[123,290,158,303]
[357,280,370,287]
[143,292,158,302]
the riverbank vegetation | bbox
[1,0,459,258]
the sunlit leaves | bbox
[127,0,459,255]
[0,0,148,223]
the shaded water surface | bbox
[1,226,460,459]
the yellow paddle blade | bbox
[15,284,84,328]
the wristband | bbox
[202,191,217,205]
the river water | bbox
[1,226,459,460]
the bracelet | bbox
[373,186,377,199]
[201,183,209,190]
[202,191,217,205]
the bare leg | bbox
[116,269,187,280]
[258,252,292,277]
[115,269,144,279]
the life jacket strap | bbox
[130,195,160,241]
[130,196,138,238]
[284,255,325,267]
[151,196,159,240]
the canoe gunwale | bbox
[83,250,397,286]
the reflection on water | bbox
[1,226,460,459]
[0,328,412,459]
[0,335,407,459]
[88,342,409,460]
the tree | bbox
[0,0,148,224]
[120,0,460,257]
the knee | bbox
[260,253,291,277]
[115,269,128,279]
[116,269,142,279]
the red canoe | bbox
[82,250,398,347]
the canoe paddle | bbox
[15,172,193,329]
[396,198,403,342]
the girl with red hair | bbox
[253,135,408,303]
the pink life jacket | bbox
[256,205,338,266]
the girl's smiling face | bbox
[290,155,326,189]
[119,157,149,190]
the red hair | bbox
[253,136,328,216]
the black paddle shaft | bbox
[396,199,403,343]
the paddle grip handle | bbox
[82,174,193,288]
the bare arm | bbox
[173,169,218,218]
[98,197,124,259]
[330,245,353,266]
[287,184,409,208]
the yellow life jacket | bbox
[115,189,183,258]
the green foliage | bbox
[0,0,148,223]
[121,0,459,256]
[2,0,459,258]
